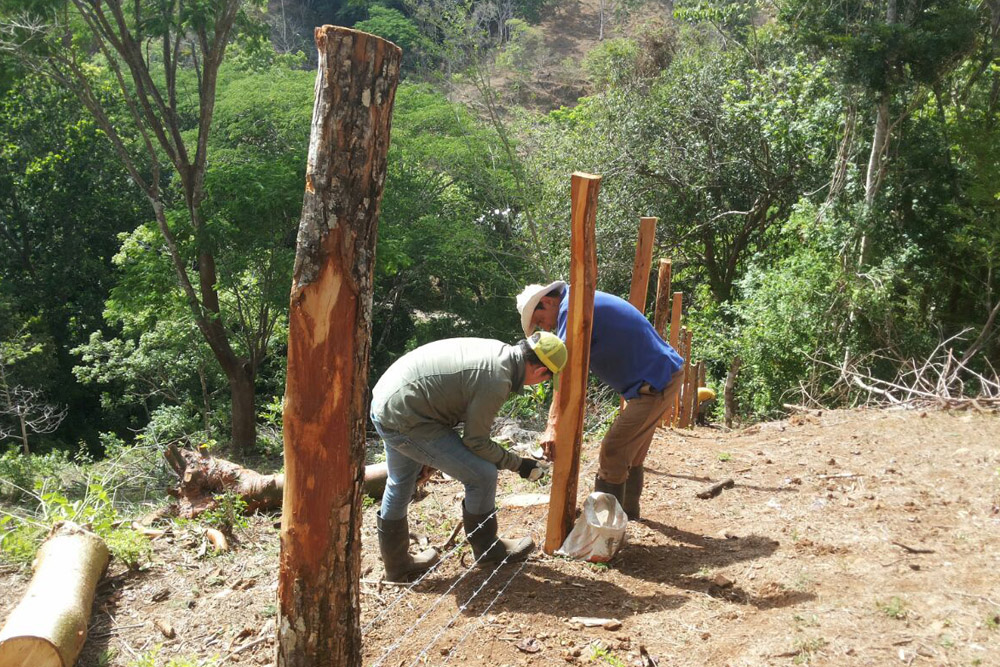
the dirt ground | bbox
[2,407,999,666]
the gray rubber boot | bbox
[462,503,534,565]
[377,512,439,583]
[594,473,626,510]
[622,466,644,520]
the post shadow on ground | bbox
[409,516,811,620]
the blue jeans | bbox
[372,417,498,521]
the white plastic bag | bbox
[555,492,628,562]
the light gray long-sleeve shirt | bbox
[370,338,526,471]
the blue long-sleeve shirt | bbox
[556,289,684,400]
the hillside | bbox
[3,408,997,666]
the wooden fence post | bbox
[623,217,657,409]
[544,172,600,555]
[277,26,401,667]
[653,258,672,340]
[663,292,684,426]
[627,217,657,313]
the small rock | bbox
[515,637,542,654]
[710,574,734,588]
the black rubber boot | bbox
[622,466,644,520]
[462,503,534,565]
[594,473,626,510]
[377,512,439,583]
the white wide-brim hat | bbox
[516,280,567,337]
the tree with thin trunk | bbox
[0,0,268,456]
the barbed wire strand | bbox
[407,545,530,667]
[435,545,534,664]
[368,513,531,667]
[369,459,602,665]
[361,508,498,635]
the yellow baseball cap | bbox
[528,331,567,375]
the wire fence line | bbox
[438,552,532,664]
[367,508,543,667]
[366,458,601,665]
[361,507,499,636]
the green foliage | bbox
[127,645,219,667]
[0,447,72,501]
[105,527,153,570]
[201,491,250,536]
[354,6,432,69]
[371,82,534,371]
[501,382,551,420]
[878,596,909,620]
[0,72,147,448]
[496,18,548,80]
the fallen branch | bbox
[696,478,734,499]
[891,541,934,555]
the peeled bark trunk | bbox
[0,522,109,667]
[277,26,401,667]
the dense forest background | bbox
[0,0,997,466]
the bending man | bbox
[516,281,684,520]
[370,332,566,582]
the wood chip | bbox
[154,618,176,639]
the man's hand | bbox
[539,431,556,462]
[518,457,550,482]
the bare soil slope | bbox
[3,408,999,666]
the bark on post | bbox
[623,217,657,410]
[544,172,601,555]
[0,522,108,667]
[277,26,401,667]
[652,258,672,339]
[627,217,657,314]
[676,329,693,428]
[668,292,683,350]
[663,292,684,426]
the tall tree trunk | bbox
[229,368,256,455]
[277,26,401,667]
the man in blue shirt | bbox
[516,280,685,520]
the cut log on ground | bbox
[0,521,109,667]
[163,444,405,519]
[696,478,735,499]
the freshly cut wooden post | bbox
[622,217,657,409]
[627,217,657,313]
[668,292,683,349]
[652,258,672,339]
[0,522,109,667]
[680,338,698,428]
[676,329,692,427]
[544,172,601,555]
[278,26,401,667]
[663,291,684,425]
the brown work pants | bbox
[598,370,684,484]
